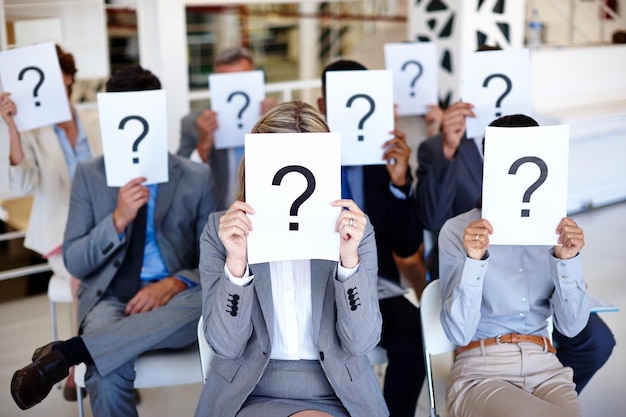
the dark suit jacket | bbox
[360,165,419,283]
[178,108,230,210]
[63,153,218,328]
[413,135,483,276]
[195,210,388,417]
[415,135,483,233]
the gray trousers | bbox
[447,342,581,417]
[81,285,201,417]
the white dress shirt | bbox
[226,260,356,360]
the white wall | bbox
[530,44,626,213]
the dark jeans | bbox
[379,295,425,417]
[553,313,616,393]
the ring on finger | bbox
[475,234,479,241]
[349,218,355,227]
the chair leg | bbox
[77,384,85,417]
[49,299,58,341]
[49,299,63,390]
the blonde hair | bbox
[235,100,329,201]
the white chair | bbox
[47,274,74,342]
[420,279,455,417]
[423,229,436,283]
[74,325,204,417]
[197,316,213,382]
[197,316,388,382]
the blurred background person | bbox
[178,46,277,209]
[0,44,101,402]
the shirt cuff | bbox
[225,264,254,286]
[337,262,359,283]
[173,275,197,288]
[389,182,413,200]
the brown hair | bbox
[56,44,77,79]
[234,100,330,201]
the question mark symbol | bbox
[227,91,250,129]
[508,156,548,217]
[119,115,149,164]
[346,94,376,142]
[482,73,512,118]
[272,165,316,231]
[18,66,45,107]
[401,60,423,97]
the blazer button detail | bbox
[113,260,120,268]
[96,290,103,297]
[347,287,361,311]
[226,293,240,317]
[319,351,325,361]
[102,242,114,255]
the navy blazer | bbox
[415,135,483,233]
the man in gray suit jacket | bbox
[178,47,276,209]
[10,66,218,417]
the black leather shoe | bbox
[11,346,69,410]
[31,341,60,362]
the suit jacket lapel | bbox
[39,128,72,192]
[155,155,178,223]
[250,263,274,341]
[310,260,333,340]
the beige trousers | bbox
[447,342,581,417]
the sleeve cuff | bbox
[389,182,413,200]
[225,264,254,286]
[337,262,359,283]
[173,275,197,288]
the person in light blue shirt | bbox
[438,114,589,417]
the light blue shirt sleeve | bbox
[53,111,92,181]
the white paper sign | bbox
[384,42,438,116]
[482,125,569,245]
[461,49,532,139]
[209,70,265,149]
[0,42,71,131]
[245,132,341,263]
[97,90,169,187]
[325,70,394,166]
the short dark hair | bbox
[105,65,161,92]
[482,114,540,155]
[320,59,367,98]
[488,114,539,128]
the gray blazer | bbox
[63,153,218,328]
[194,211,389,417]
[178,108,230,210]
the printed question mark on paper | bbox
[272,165,316,231]
[18,66,45,107]
[346,94,376,142]
[227,91,250,129]
[508,156,548,217]
[119,115,149,164]
[401,60,423,97]
[482,73,512,118]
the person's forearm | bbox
[8,126,24,165]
